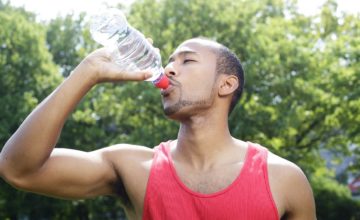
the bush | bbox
[311,175,360,220]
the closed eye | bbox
[183,59,196,64]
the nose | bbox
[164,62,177,78]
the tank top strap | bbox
[242,142,268,176]
[151,141,172,172]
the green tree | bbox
[311,175,360,220]
[0,2,65,219]
[0,4,59,146]
[46,13,97,77]
[1,0,359,219]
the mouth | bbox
[161,86,173,97]
[160,79,178,98]
[160,81,176,97]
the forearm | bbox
[0,62,96,179]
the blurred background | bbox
[0,0,359,219]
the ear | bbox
[218,75,239,96]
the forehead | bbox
[171,39,219,59]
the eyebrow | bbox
[168,50,198,63]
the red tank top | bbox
[142,141,279,220]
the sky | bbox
[7,0,360,21]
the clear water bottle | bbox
[90,8,169,89]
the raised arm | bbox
[0,48,152,199]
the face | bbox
[161,39,220,119]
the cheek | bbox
[186,64,216,82]
[182,77,216,99]
[179,64,217,95]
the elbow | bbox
[1,170,30,191]
[0,156,28,190]
[0,153,6,180]
[0,147,12,182]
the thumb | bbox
[107,62,153,81]
[128,70,153,81]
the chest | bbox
[174,162,244,194]
[142,159,280,220]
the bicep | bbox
[17,148,117,199]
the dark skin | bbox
[0,38,316,219]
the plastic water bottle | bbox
[90,8,169,89]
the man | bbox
[0,38,316,219]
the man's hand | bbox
[77,47,153,85]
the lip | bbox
[161,87,172,97]
[160,84,175,97]
[160,78,179,97]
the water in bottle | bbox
[90,8,169,89]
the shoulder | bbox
[94,143,160,209]
[96,144,156,173]
[267,151,306,182]
[99,144,155,160]
[97,142,172,174]
[266,150,316,219]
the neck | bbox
[174,112,235,170]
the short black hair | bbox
[213,43,245,114]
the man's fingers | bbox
[108,64,153,81]
[131,70,153,81]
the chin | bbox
[163,106,193,122]
[162,105,180,118]
[162,101,179,116]
[162,98,212,120]
[163,106,177,117]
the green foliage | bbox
[0,3,63,219]
[0,0,359,219]
[0,179,125,220]
[46,13,97,77]
[0,2,60,147]
[311,175,360,220]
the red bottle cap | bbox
[153,74,169,89]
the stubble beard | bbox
[163,86,217,116]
